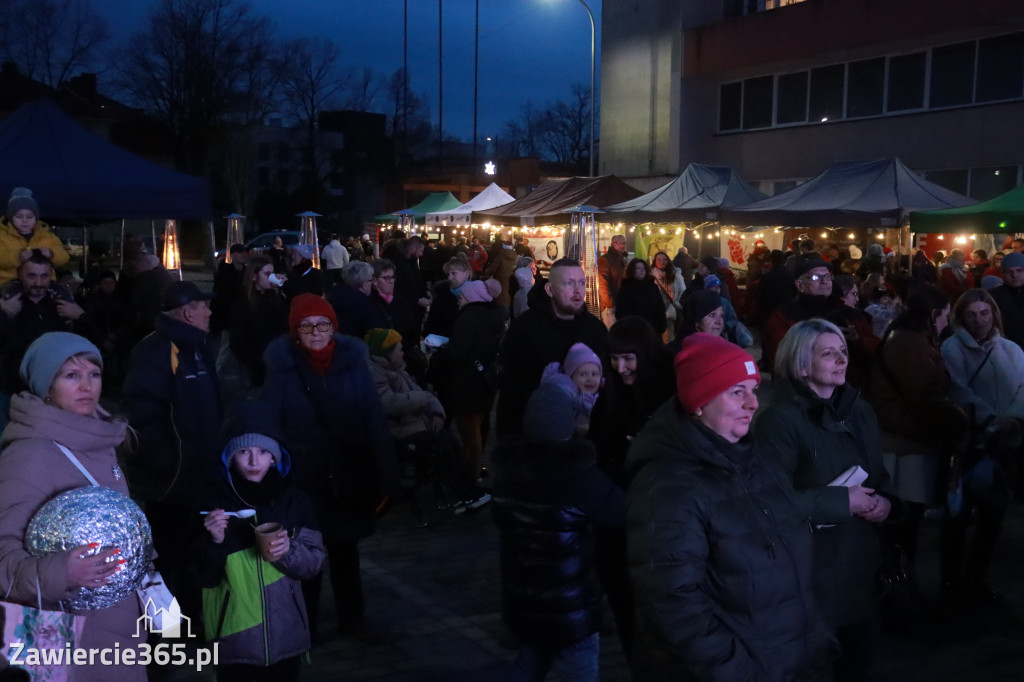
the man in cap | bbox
[990,251,1024,350]
[763,254,833,371]
[282,243,325,301]
[122,280,223,622]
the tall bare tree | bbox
[342,66,382,112]
[383,67,433,165]
[114,0,278,174]
[0,0,110,87]
[501,83,594,169]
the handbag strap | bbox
[966,345,995,387]
[53,442,99,487]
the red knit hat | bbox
[289,293,337,337]
[674,333,760,413]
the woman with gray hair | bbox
[755,318,899,682]
[328,260,378,339]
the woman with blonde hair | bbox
[0,332,146,680]
[757,318,899,682]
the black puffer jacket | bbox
[491,437,625,646]
[755,381,901,629]
[626,401,832,682]
[430,300,506,415]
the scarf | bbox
[378,292,394,304]
[230,467,288,508]
[302,338,336,376]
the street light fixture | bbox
[546,0,595,175]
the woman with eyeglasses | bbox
[261,293,397,644]
[368,258,424,376]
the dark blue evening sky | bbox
[97,0,603,143]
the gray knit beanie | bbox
[7,187,39,220]
[226,433,282,465]
[20,332,103,399]
[523,381,578,441]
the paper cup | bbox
[254,522,283,562]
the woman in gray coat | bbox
[756,318,900,682]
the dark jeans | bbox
[302,540,363,636]
[833,621,879,682]
[216,655,301,682]
[145,499,203,629]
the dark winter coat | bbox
[626,402,831,682]
[430,300,506,415]
[259,334,397,542]
[228,290,288,387]
[990,282,1024,350]
[491,437,625,646]
[422,280,460,339]
[194,448,324,667]
[614,278,667,335]
[368,290,418,347]
[496,300,608,435]
[328,284,378,340]
[755,381,900,628]
[123,313,223,504]
[282,264,325,302]
[211,261,246,335]
[763,293,830,369]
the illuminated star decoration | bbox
[484,161,496,175]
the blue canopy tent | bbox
[0,98,212,221]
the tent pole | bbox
[82,225,88,275]
[151,220,157,257]
[208,221,216,263]
[119,220,125,271]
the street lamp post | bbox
[576,0,595,177]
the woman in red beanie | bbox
[261,293,398,644]
[626,332,831,681]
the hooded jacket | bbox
[0,393,146,681]
[755,381,901,628]
[0,217,69,286]
[491,437,624,646]
[626,401,831,682]
[122,313,223,503]
[368,354,445,440]
[194,434,324,667]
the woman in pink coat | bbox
[0,332,147,681]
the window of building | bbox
[847,58,885,118]
[776,71,808,124]
[742,76,774,129]
[976,32,1024,102]
[923,169,969,197]
[808,64,845,121]
[719,82,742,131]
[887,52,926,112]
[930,41,976,108]
[970,166,1018,200]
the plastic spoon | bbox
[199,509,257,519]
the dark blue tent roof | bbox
[0,99,212,221]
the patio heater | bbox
[565,205,603,316]
[161,219,182,280]
[224,214,245,263]
[296,211,322,269]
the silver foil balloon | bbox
[26,486,152,612]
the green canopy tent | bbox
[909,183,1024,233]
[375,191,463,224]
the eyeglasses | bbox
[376,275,396,281]
[297,321,333,334]
[803,273,833,283]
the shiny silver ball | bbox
[26,486,152,612]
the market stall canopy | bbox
[721,158,975,229]
[0,98,212,221]
[375,191,463,224]
[603,163,767,222]
[474,175,642,226]
[425,183,514,227]
[909,183,1024,233]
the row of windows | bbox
[719,31,1024,131]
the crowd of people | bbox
[0,182,1022,681]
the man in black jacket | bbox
[991,251,1024,349]
[496,258,609,435]
[122,280,223,622]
